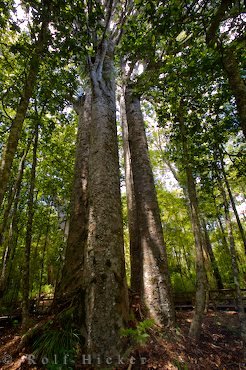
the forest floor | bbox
[0,310,245,370]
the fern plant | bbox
[120,319,154,345]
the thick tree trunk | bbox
[124,85,175,327]
[54,92,91,305]
[222,48,246,138]
[84,42,129,357]
[119,89,142,296]
[178,104,207,341]
[22,124,39,330]
[0,16,49,209]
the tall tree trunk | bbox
[219,149,246,254]
[222,48,246,138]
[178,103,207,341]
[84,42,129,356]
[202,219,224,289]
[22,124,39,330]
[181,241,194,283]
[162,157,216,291]
[0,13,49,208]
[30,231,42,295]
[174,245,186,290]
[0,141,31,246]
[38,209,51,305]
[216,166,246,344]
[211,188,232,263]
[0,147,28,298]
[54,92,91,305]
[226,214,246,344]
[2,213,20,299]
[124,84,175,327]
[160,154,221,291]
[119,89,141,296]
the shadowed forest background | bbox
[0,0,245,369]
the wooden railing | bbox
[174,288,246,310]
[1,289,246,324]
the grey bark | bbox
[84,41,129,357]
[216,163,246,345]
[54,92,91,304]
[164,159,221,290]
[124,84,175,327]
[38,209,51,305]
[178,103,207,341]
[119,89,142,296]
[22,124,39,330]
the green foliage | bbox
[120,319,155,345]
[12,319,19,328]
[32,308,81,369]
[173,359,189,370]
[0,0,245,326]
[33,328,79,369]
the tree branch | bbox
[206,0,233,45]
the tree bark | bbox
[38,209,51,305]
[222,48,246,138]
[124,84,175,327]
[163,158,220,291]
[216,163,246,344]
[205,0,245,138]
[219,149,246,254]
[0,142,31,246]
[0,13,49,208]
[84,41,129,357]
[202,219,224,289]
[119,89,142,296]
[206,0,233,45]
[54,92,91,305]
[22,124,39,330]
[0,146,29,298]
[178,103,207,341]
[226,214,246,344]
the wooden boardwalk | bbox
[1,289,246,327]
[174,288,246,311]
